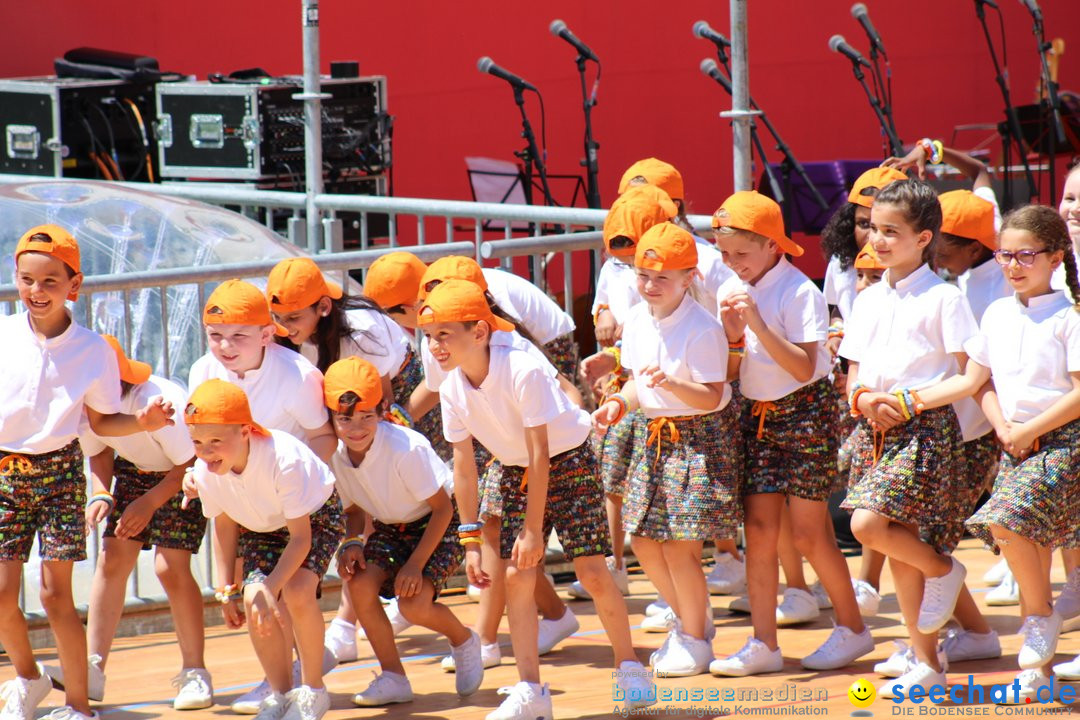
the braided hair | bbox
[1002,204,1080,311]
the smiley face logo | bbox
[848,678,876,708]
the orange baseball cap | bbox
[854,243,887,271]
[15,224,82,300]
[603,185,678,258]
[266,257,342,314]
[416,278,515,332]
[363,251,428,310]
[618,158,685,202]
[848,167,908,207]
[939,190,996,250]
[635,223,698,271]
[418,255,487,300]
[102,334,152,385]
[713,190,803,257]
[203,279,288,336]
[184,379,269,435]
[323,356,384,411]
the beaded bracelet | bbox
[87,493,115,511]
[911,390,925,415]
[457,522,483,534]
[849,383,870,417]
[214,584,242,604]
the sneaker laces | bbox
[809,625,850,657]
[288,687,320,717]
[1019,616,1055,653]
[253,694,285,720]
[45,709,89,720]
[494,684,531,713]
[171,670,210,696]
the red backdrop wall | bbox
[1,1,1077,234]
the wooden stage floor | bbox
[8,539,1080,719]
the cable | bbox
[122,98,155,182]
[90,102,122,180]
[536,89,548,170]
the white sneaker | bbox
[649,630,676,669]
[616,661,656,710]
[1054,653,1080,680]
[1055,568,1080,620]
[983,557,1010,585]
[467,584,483,603]
[356,598,412,640]
[809,582,833,610]
[986,572,1020,607]
[853,579,881,617]
[995,669,1055,705]
[710,636,783,677]
[485,682,552,720]
[352,672,413,707]
[917,558,967,634]
[728,595,751,613]
[641,607,676,633]
[569,557,629,598]
[43,654,105,702]
[449,631,484,696]
[231,680,274,714]
[652,631,713,677]
[879,661,946,700]
[537,608,579,655]
[0,666,53,720]
[801,625,874,670]
[442,640,501,672]
[42,708,98,720]
[706,553,746,595]
[324,618,358,663]
[1018,612,1063,669]
[282,686,330,720]
[874,641,915,678]
[776,588,820,626]
[171,668,213,711]
[253,693,289,720]
[644,598,669,617]
[941,628,1000,663]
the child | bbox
[838,179,988,697]
[709,192,870,676]
[911,204,1080,701]
[322,357,483,706]
[418,278,653,718]
[591,223,739,677]
[0,225,172,720]
[185,379,344,720]
[71,336,208,710]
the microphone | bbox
[549,19,599,63]
[700,58,732,94]
[850,4,886,55]
[828,34,872,68]
[692,20,731,49]
[477,56,537,92]
[1018,0,1042,22]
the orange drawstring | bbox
[750,401,777,440]
[487,454,529,492]
[872,428,887,466]
[646,417,683,466]
[0,454,32,477]
[1033,437,1040,453]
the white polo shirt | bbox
[840,263,978,392]
[717,257,830,402]
[966,291,1080,423]
[300,307,410,378]
[421,330,557,392]
[621,293,730,417]
[0,312,122,454]
[591,259,642,325]
[331,423,452,524]
[823,255,858,321]
[483,268,575,345]
[194,429,336,533]
[189,343,328,440]
[440,345,591,467]
[958,259,1010,324]
[694,237,736,317]
[79,375,194,472]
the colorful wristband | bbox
[602,345,622,373]
[849,383,870,417]
[460,536,483,547]
[607,393,629,425]
[893,391,912,421]
[386,403,413,429]
[87,493,115,511]
[457,522,483,534]
[214,584,242,604]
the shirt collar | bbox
[750,256,789,291]
[885,263,935,295]
[1017,289,1069,313]
[966,258,1004,283]
[226,347,268,383]
[652,291,697,329]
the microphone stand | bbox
[847,59,904,158]
[867,44,902,157]
[974,0,1034,208]
[510,84,555,213]
[575,55,602,209]
[1030,10,1065,203]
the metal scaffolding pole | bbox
[722,0,756,192]
[296,0,329,253]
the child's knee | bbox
[850,511,884,545]
[396,592,431,620]
[573,557,608,592]
[281,573,318,607]
[39,583,74,614]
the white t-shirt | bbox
[591,259,642,326]
[483,268,575,345]
[194,430,336,533]
[0,312,122,454]
[823,255,858,322]
[422,330,557,392]
[331,423,452,524]
[694,237,736,317]
[301,307,410,378]
[966,291,1080,423]
[958,259,1010,325]
[716,257,830,402]
[840,264,978,393]
[440,345,591,467]
[188,343,328,440]
[79,375,194,472]
[620,294,730,417]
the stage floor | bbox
[7,539,1078,719]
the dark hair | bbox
[120,380,135,398]
[940,232,994,266]
[1002,204,1080,311]
[821,202,858,271]
[333,390,387,418]
[23,233,77,278]
[874,179,942,265]
[276,293,393,373]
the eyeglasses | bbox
[993,249,1049,267]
